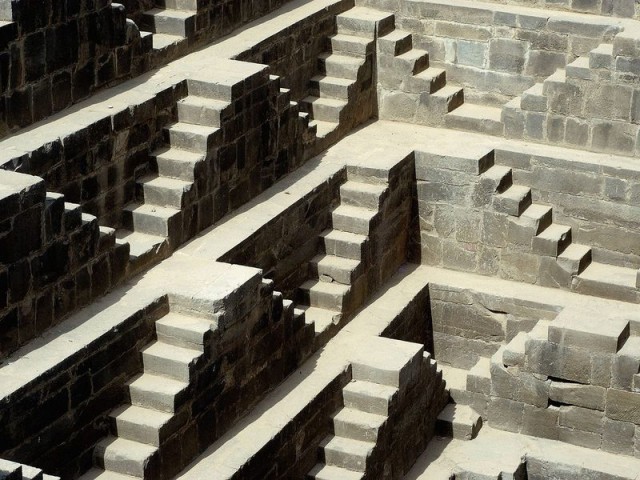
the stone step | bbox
[377,29,413,56]
[590,43,614,69]
[152,146,204,182]
[155,311,214,351]
[127,373,188,413]
[466,356,491,394]
[297,305,341,335]
[329,33,374,57]
[446,103,504,136]
[404,67,447,94]
[138,174,194,209]
[94,437,159,478]
[566,55,591,80]
[149,33,184,51]
[478,165,512,205]
[331,205,378,235]
[339,180,387,209]
[299,279,351,311]
[321,229,368,260]
[301,96,347,123]
[109,405,179,447]
[520,83,547,112]
[164,122,221,153]
[318,53,364,80]
[310,254,362,285]
[307,464,364,480]
[575,262,639,303]
[309,75,356,100]
[542,69,566,95]
[63,202,83,231]
[141,341,202,382]
[342,380,398,416]
[177,96,233,128]
[532,223,572,257]
[319,435,374,472]
[122,203,182,240]
[98,225,116,253]
[332,407,386,442]
[309,120,339,139]
[78,468,135,480]
[336,6,395,38]
[115,229,165,266]
[439,364,468,404]
[393,48,430,75]
[518,204,553,235]
[557,243,592,275]
[494,185,532,216]
[0,459,22,480]
[436,403,483,440]
[428,84,465,113]
[140,8,195,37]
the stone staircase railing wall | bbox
[0,0,149,135]
[0,295,168,479]
[452,0,639,18]
[0,171,130,358]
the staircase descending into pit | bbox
[139,0,197,51]
[115,83,229,275]
[295,173,389,343]
[81,309,216,480]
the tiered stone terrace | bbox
[2,0,640,478]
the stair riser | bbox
[321,448,369,472]
[339,188,383,210]
[142,353,196,382]
[164,128,219,153]
[343,391,391,416]
[330,37,373,57]
[310,263,360,285]
[403,70,446,94]
[378,35,413,56]
[336,15,395,39]
[309,80,353,101]
[94,447,159,478]
[318,58,362,80]
[154,156,201,182]
[141,183,194,209]
[445,114,504,136]
[140,13,195,37]
[333,420,382,443]
[332,212,375,236]
[128,387,178,414]
[299,287,348,311]
[177,102,230,128]
[155,323,209,352]
[303,101,344,123]
[322,237,367,261]
[123,210,181,240]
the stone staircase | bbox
[139,0,197,51]
[116,83,229,274]
[446,102,504,136]
[301,7,380,143]
[481,162,640,302]
[0,459,59,480]
[81,309,216,480]
[296,174,389,342]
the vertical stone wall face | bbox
[0,0,148,135]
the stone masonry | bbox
[2,0,640,478]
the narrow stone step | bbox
[98,226,116,253]
[139,174,193,209]
[590,43,614,69]
[439,364,468,404]
[429,84,465,112]
[404,67,447,94]
[518,203,553,235]
[566,56,591,80]
[140,8,195,37]
[329,33,374,57]
[307,464,364,480]
[532,223,572,257]
[331,205,378,235]
[115,230,165,263]
[152,146,204,181]
[302,96,347,123]
[141,341,202,382]
[520,83,547,112]
[164,122,220,153]
[339,181,386,209]
[436,403,483,440]
[377,30,413,56]
[299,279,350,311]
[109,405,178,447]
[466,356,491,394]
[321,229,368,260]
[320,435,374,471]
[342,380,398,416]
[127,373,188,413]
[150,33,184,51]
[297,305,341,335]
[478,165,513,204]
[332,407,386,442]
[94,437,158,478]
[122,203,181,240]
[446,103,504,136]
[394,48,430,75]
[336,6,395,38]
[177,96,232,128]
[63,202,82,231]
[78,468,134,480]
[494,185,532,216]
[318,53,364,80]
[557,243,592,275]
[0,459,22,480]
[309,120,339,139]
[155,311,213,351]
[309,75,355,100]
[575,262,639,303]
[310,254,361,285]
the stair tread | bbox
[338,5,393,21]
[500,185,531,200]
[115,230,164,257]
[321,229,368,244]
[578,262,637,287]
[559,243,591,260]
[156,311,213,336]
[379,29,411,42]
[110,404,173,427]
[151,33,183,49]
[341,180,387,195]
[521,203,552,220]
[142,341,201,363]
[396,48,428,61]
[333,204,378,220]
[139,174,192,190]
[319,52,364,67]
[537,223,571,240]
[312,254,360,270]
[308,464,364,480]
[123,202,181,218]
[303,96,348,108]
[296,305,341,331]
[178,95,230,110]
[96,436,157,459]
[330,33,373,46]
[449,103,502,122]
[79,468,137,480]
[144,7,195,19]
[153,146,204,163]
[343,379,398,399]
[166,121,220,135]
[333,407,386,427]
[431,84,463,97]
[301,279,351,295]
[437,403,481,425]
[310,120,339,138]
[127,373,187,395]
[321,434,375,455]
[311,75,355,87]
[415,67,445,79]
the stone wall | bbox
[466,0,638,18]
[0,0,148,135]
[0,170,129,358]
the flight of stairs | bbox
[116,84,229,274]
[81,310,215,480]
[296,174,389,343]
[481,163,639,302]
[139,1,197,51]
[0,459,59,480]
